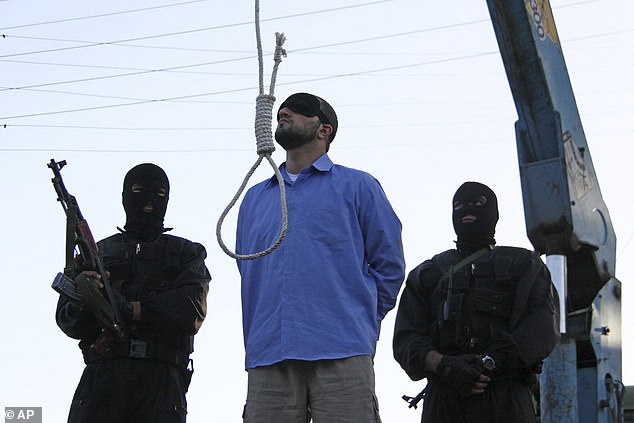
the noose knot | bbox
[255,94,276,155]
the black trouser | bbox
[421,377,537,423]
[68,358,192,423]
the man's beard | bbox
[275,120,320,151]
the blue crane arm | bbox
[486,0,616,310]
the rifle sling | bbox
[440,247,490,327]
[440,248,490,291]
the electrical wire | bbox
[3,18,626,94]
[0,0,214,31]
[1,0,396,58]
[1,19,493,93]
[1,0,625,127]
[0,51,496,120]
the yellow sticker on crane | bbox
[525,0,560,45]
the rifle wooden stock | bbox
[75,220,99,270]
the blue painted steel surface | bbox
[485,1,622,422]
[486,0,616,297]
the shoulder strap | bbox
[438,247,491,322]
[439,248,490,288]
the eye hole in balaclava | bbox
[452,181,499,251]
[122,163,169,240]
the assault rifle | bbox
[48,159,125,350]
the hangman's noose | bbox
[216,0,288,260]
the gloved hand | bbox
[436,354,487,396]
[75,271,114,327]
[75,271,132,325]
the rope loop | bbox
[215,0,289,260]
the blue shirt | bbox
[236,154,405,369]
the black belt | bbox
[84,338,190,369]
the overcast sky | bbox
[1,0,633,421]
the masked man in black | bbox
[56,163,211,423]
[393,181,560,423]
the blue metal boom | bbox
[485,0,623,421]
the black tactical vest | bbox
[97,232,193,352]
[431,247,529,354]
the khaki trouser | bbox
[243,355,382,423]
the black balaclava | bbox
[452,181,499,254]
[122,163,169,241]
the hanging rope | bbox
[216,0,288,260]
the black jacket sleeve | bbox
[393,259,442,381]
[55,294,101,341]
[139,240,211,337]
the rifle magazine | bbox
[52,272,82,302]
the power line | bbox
[3,39,252,54]
[3,0,393,32]
[0,60,509,106]
[564,28,634,43]
[0,54,259,92]
[2,123,250,131]
[0,38,621,120]
[1,116,512,132]
[5,18,628,120]
[1,18,490,92]
[1,0,601,58]
[0,86,253,103]
[0,50,496,120]
[1,0,396,59]
[556,0,602,9]
[288,19,487,53]
[1,0,622,122]
[0,0,214,31]
[0,58,261,75]
[3,21,627,81]
[0,146,253,153]
[3,15,626,93]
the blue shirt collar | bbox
[268,154,333,186]
[310,154,334,172]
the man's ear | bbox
[320,123,334,140]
